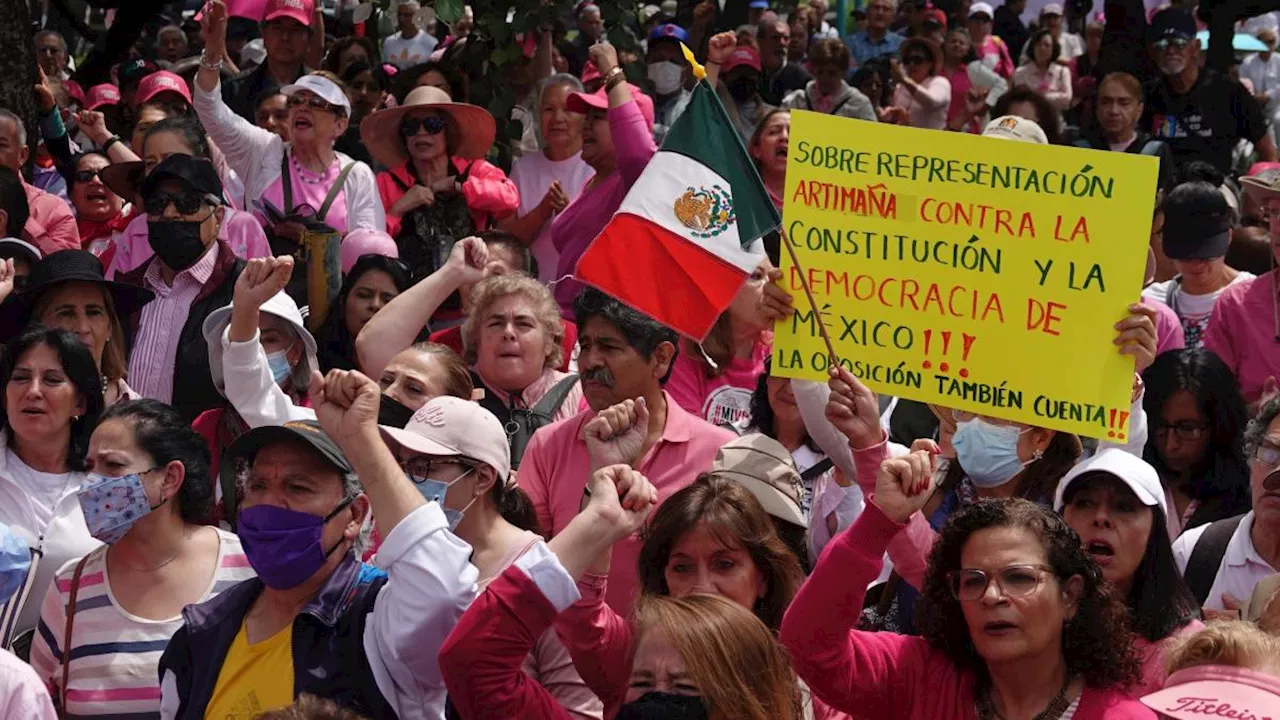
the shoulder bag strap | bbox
[316,162,357,223]
[532,374,580,418]
[800,457,835,483]
[60,554,91,717]
[1185,514,1246,607]
[280,153,294,214]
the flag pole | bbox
[780,226,839,365]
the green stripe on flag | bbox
[658,81,782,249]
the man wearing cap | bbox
[217,0,315,121]
[1142,8,1276,174]
[383,1,439,70]
[646,23,694,144]
[117,154,245,422]
[519,288,735,613]
[0,110,79,255]
[1173,397,1280,614]
[135,71,195,114]
[713,43,775,141]
[992,0,1030,61]
[158,369,476,719]
[847,0,905,66]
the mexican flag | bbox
[574,80,781,341]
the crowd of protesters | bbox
[0,0,1278,718]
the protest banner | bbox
[772,112,1159,440]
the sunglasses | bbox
[74,168,104,184]
[144,190,211,216]
[400,116,447,137]
[1155,38,1191,51]
[904,55,930,66]
[287,94,346,116]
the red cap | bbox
[921,7,948,27]
[263,0,313,27]
[567,84,655,130]
[86,83,122,110]
[135,71,192,106]
[63,80,86,107]
[723,46,762,73]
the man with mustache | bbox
[1173,396,1280,614]
[1141,8,1276,175]
[517,288,736,614]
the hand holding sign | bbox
[1113,302,1157,374]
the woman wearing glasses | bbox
[193,1,385,249]
[780,455,1153,718]
[888,38,951,130]
[66,153,127,256]
[361,85,517,281]
[1141,348,1252,537]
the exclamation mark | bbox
[940,331,952,373]
[959,334,977,377]
[923,330,933,370]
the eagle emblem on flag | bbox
[673,185,735,239]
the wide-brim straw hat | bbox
[359,86,495,165]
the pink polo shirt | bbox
[1203,269,1280,406]
[106,209,270,279]
[517,391,735,615]
[21,181,79,255]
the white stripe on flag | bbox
[618,151,765,274]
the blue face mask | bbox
[265,345,293,386]
[77,470,166,544]
[411,466,477,531]
[0,523,31,606]
[951,418,1031,488]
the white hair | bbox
[399,0,421,11]
[0,110,26,147]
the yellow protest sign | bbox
[772,112,1158,440]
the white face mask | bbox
[647,61,684,96]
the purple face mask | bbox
[237,498,354,590]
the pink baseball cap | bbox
[340,228,399,275]
[580,60,602,84]
[380,396,512,480]
[567,83,655,130]
[723,46,762,74]
[63,80,86,107]
[263,0,314,27]
[1142,665,1280,720]
[135,71,192,106]
[86,83,122,111]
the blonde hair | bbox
[1165,621,1280,676]
[461,273,565,370]
[633,594,802,720]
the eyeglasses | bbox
[401,457,474,481]
[400,116,447,137]
[903,55,930,66]
[144,190,211,216]
[287,94,346,116]
[1154,38,1191,51]
[947,564,1053,602]
[1153,420,1210,442]
[74,168,104,184]
[1256,442,1280,467]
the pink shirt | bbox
[258,155,349,235]
[666,337,769,427]
[21,181,79,256]
[126,246,217,404]
[106,209,270,279]
[0,648,55,720]
[517,391,735,614]
[1145,295,1187,356]
[976,36,1016,78]
[945,66,981,133]
[891,76,951,130]
[1135,620,1204,697]
[1204,269,1280,406]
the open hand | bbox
[541,180,569,214]
[584,397,649,470]
[201,0,230,59]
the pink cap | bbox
[263,0,314,27]
[380,397,512,479]
[580,60,602,84]
[135,71,192,106]
[86,83,122,111]
[63,80,86,107]
[1247,161,1280,177]
[1142,665,1280,720]
[341,228,399,275]
[723,46,762,73]
[567,83,655,130]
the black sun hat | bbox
[0,250,155,339]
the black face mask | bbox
[378,393,415,428]
[616,693,708,720]
[728,80,759,102]
[147,219,209,272]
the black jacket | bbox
[220,63,308,122]
[993,6,1030,62]
[119,241,244,423]
[1073,130,1176,191]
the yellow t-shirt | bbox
[204,621,295,720]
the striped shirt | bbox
[127,247,217,404]
[29,529,255,719]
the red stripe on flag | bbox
[575,213,749,341]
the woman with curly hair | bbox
[780,449,1154,718]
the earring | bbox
[71,415,80,423]
[1032,448,1044,461]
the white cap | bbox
[983,115,1048,144]
[202,291,319,393]
[969,2,994,17]
[380,396,512,480]
[1041,3,1064,15]
[240,38,267,68]
[1053,448,1168,519]
[281,74,352,116]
